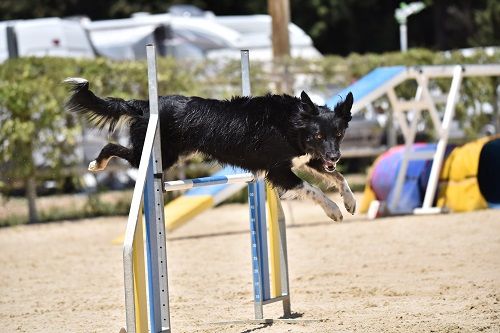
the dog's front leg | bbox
[289,181,344,222]
[267,167,343,222]
[330,170,356,214]
[297,159,356,215]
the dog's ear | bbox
[335,92,353,122]
[300,91,318,116]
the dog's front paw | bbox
[323,202,343,222]
[343,191,356,215]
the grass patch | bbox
[0,191,132,227]
[0,173,366,227]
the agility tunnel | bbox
[478,138,500,207]
[360,136,500,215]
[438,136,500,211]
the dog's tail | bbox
[64,77,142,132]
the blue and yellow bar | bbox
[164,167,253,231]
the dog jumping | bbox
[65,78,356,221]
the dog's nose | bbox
[327,152,341,162]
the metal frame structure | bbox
[340,64,500,214]
[384,65,500,214]
[122,46,291,333]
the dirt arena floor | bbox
[1,192,499,333]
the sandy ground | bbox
[0,192,499,333]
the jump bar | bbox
[164,173,254,192]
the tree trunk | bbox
[26,175,38,224]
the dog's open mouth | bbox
[323,160,336,173]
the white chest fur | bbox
[291,154,312,168]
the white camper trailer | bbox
[0,17,95,63]
[82,11,321,61]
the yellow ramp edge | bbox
[133,206,148,333]
[112,195,214,244]
[165,195,214,231]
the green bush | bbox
[0,56,200,181]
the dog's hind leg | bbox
[267,166,343,222]
[297,159,356,214]
[89,143,134,171]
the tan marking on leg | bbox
[88,156,113,172]
[283,181,343,222]
[291,154,312,168]
[295,166,356,214]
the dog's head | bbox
[297,91,353,172]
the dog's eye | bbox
[336,132,343,138]
[314,133,323,140]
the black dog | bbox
[65,78,356,221]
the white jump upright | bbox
[123,44,170,333]
[414,65,463,214]
[122,46,292,333]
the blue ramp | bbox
[326,66,406,108]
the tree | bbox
[0,56,201,223]
[0,58,80,223]
[469,0,500,47]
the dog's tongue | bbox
[323,160,336,172]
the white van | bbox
[0,17,95,63]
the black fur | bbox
[65,79,353,193]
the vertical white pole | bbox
[400,23,407,52]
[241,50,251,96]
[421,65,463,209]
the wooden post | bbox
[268,0,290,59]
[268,0,292,94]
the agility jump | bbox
[122,46,291,333]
